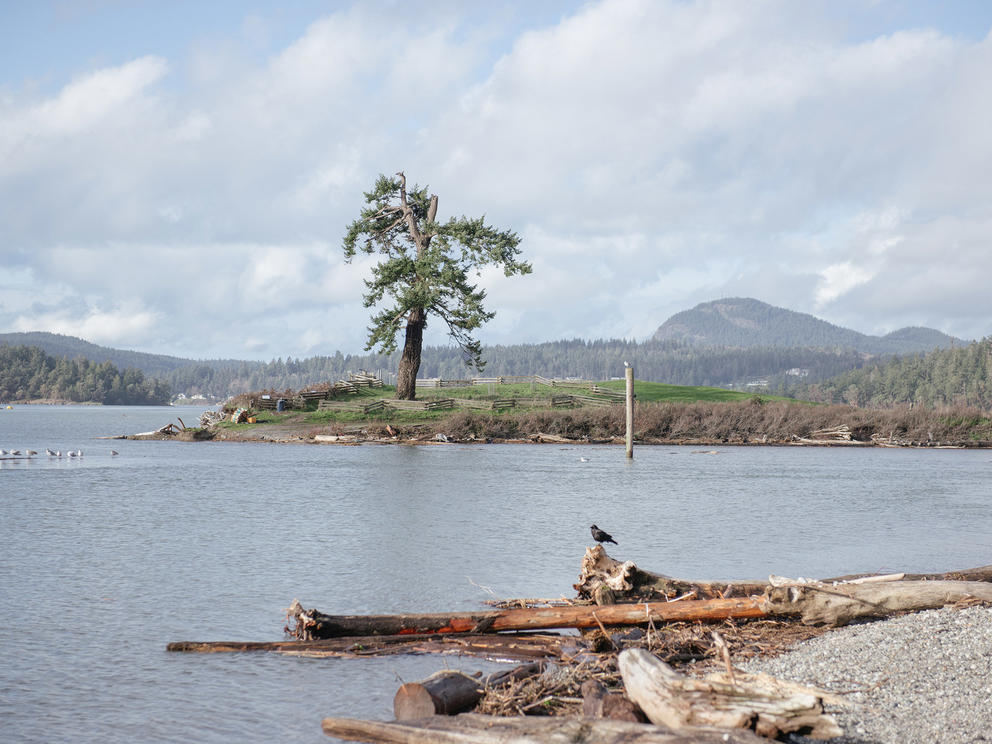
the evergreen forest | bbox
[0,345,171,405]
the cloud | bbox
[14,303,158,346]
[2,0,992,360]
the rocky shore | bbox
[742,604,992,743]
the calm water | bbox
[2,405,991,742]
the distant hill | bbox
[0,332,242,377]
[651,298,966,354]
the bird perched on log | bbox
[590,524,617,545]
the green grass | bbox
[223,379,799,428]
[595,379,795,404]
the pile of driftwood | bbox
[168,547,992,742]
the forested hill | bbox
[0,332,205,377]
[792,337,992,408]
[652,298,965,353]
[0,345,171,404]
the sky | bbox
[2,0,992,361]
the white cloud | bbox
[28,56,168,135]
[14,304,158,346]
[815,262,875,306]
[2,0,992,360]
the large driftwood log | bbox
[765,579,992,626]
[618,648,842,740]
[322,712,767,743]
[574,546,769,603]
[574,548,992,616]
[290,596,767,639]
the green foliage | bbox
[0,345,171,404]
[797,337,992,408]
[343,173,531,370]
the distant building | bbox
[786,368,810,377]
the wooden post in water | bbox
[625,364,634,459]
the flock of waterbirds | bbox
[0,448,119,458]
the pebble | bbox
[741,605,992,743]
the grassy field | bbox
[219,379,794,431]
[213,380,992,445]
[594,380,793,404]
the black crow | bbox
[590,524,617,545]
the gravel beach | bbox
[741,605,992,743]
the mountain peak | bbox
[651,298,963,353]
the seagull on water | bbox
[590,524,618,545]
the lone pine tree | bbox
[343,172,530,400]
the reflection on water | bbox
[2,406,991,742]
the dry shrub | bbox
[442,400,991,444]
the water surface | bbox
[2,405,990,742]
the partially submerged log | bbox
[322,712,767,743]
[168,633,568,661]
[618,648,842,740]
[765,578,992,626]
[574,546,769,602]
[289,596,768,639]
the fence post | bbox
[625,365,634,459]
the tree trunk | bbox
[394,670,485,720]
[394,662,542,720]
[396,308,426,400]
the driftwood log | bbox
[167,633,569,661]
[288,596,767,639]
[765,578,992,626]
[619,648,842,740]
[574,546,769,603]
[322,712,768,743]
[394,662,543,720]
[575,547,992,625]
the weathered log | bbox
[618,648,842,740]
[394,671,484,720]
[574,546,769,602]
[574,547,992,606]
[765,579,992,626]
[394,662,543,720]
[167,633,568,661]
[291,596,768,639]
[822,565,992,584]
[322,711,767,743]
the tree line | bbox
[789,337,992,408]
[0,345,171,404]
[154,340,869,398]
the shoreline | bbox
[125,423,989,448]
